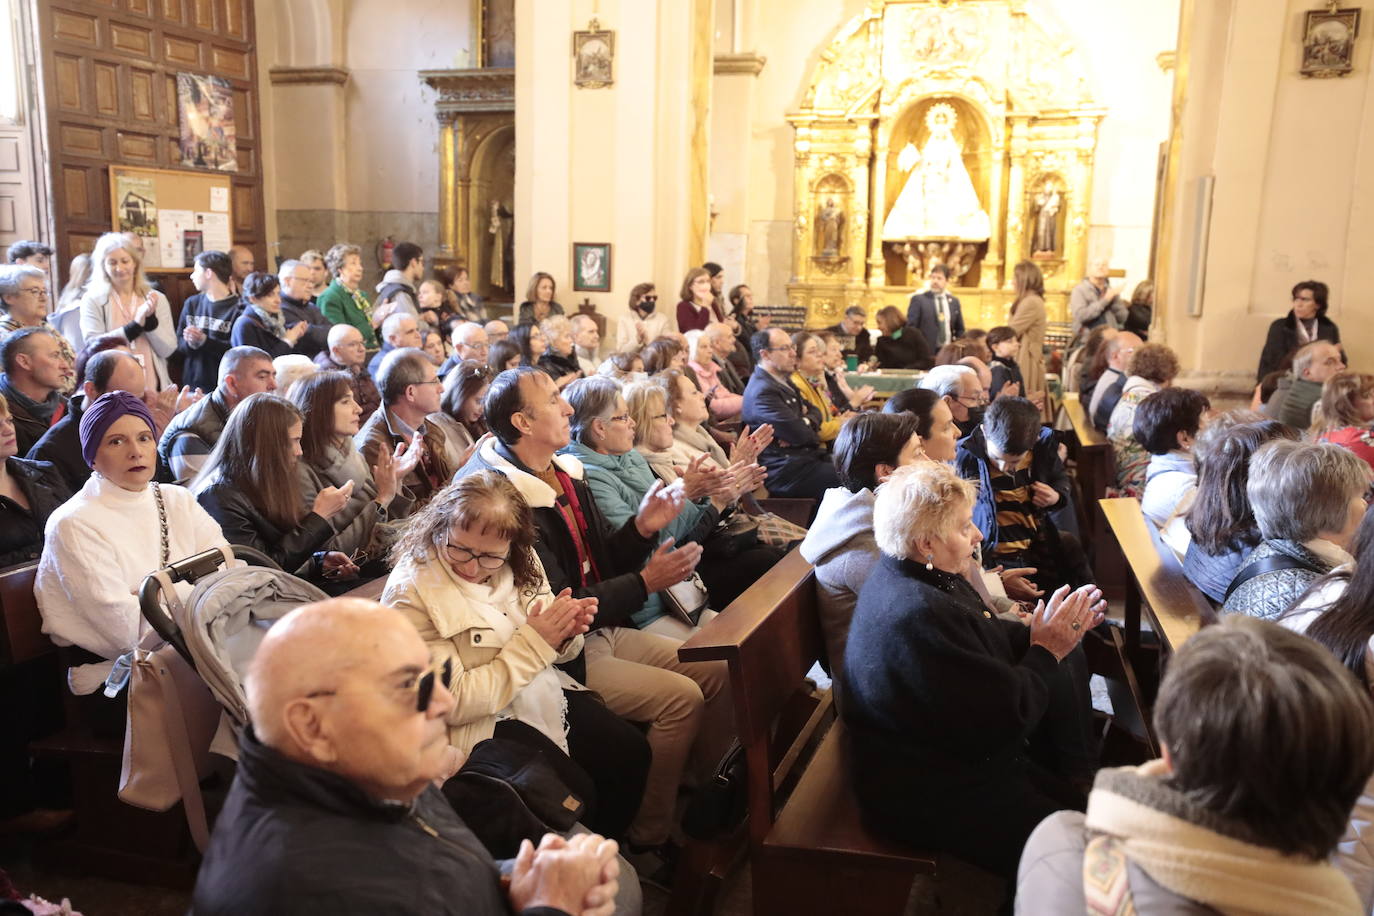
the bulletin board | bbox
[108,165,234,271]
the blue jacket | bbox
[954,426,1072,556]
[740,365,829,490]
[561,442,719,628]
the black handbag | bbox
[681,740,748,840]
[440,737,586,858]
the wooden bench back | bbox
[679,548,823,846]
[1062,392,1109,448]
[0,562,52,665]
[1099,498,1215,654]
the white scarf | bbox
[450,566,569,753]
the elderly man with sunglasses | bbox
[194,598,623,916]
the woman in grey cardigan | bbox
[289,370,419,569]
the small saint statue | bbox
[488,200,507,290]
[1032,181,1061,256]
[816,197,845,257]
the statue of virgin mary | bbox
[882,103,991,242]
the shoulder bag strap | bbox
[1223,553,1325,603]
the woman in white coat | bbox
[79,232,177,391]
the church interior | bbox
[4,0,1374,913]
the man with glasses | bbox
[742,327,840,501]
[440,322,490,379]
[193,598,624,916]
[0,265,76,393]
[357,347,452,509]
[315,323,382,423]
[1269,340,1348,430]
[277,258,330,359]
[918,364,988,439]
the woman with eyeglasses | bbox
[614,282,670,353]
[1,264,76,395]
[431,359,492,470]
[383,470,650,841]
[194,392,391,591]
[873,305,935,370]
[290,370,419,566]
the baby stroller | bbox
[131,545,328,850]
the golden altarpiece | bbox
[789,0,1105,330]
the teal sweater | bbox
[562,442,719,627]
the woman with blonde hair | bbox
[57,253,92,311]
[382,470,649,840]
[537,315,583,389]
[517,271,563,326]
[1314,371,1374,469]
[1007,259,1048,415]
[676,267,718,333]
[78,232,176,389]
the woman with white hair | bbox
[1223,438,1370,618]
[686,327,743,419]
[273,354,317,398]
[78,232,176,390]
[841,461,1104,901]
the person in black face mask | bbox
[615,282,670,353]
[919,364,989,438]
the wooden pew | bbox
[1098,498,1217,747]
[0,562,53,665]
[677,549,936,916]
[1062,393,1123,597]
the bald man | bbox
[314,324,382,423]
[194,599,622,916]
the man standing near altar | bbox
[906,263,965,350]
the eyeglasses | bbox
[765,344,796,352]
[955,393,989,407]
[308,657,453,714]
[445,541,510,569]
[19,287,48,298]
[600,413,631,424]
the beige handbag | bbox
[117,624,222,850]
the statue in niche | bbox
[488,199,511,290]
[816,197,845,257]
[882,103,991,242]
[1031,180,1061,256]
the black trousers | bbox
[698,543,785,609]
[764,457,840,503]
[494,689,651,842]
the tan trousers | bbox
[583,624,731,846]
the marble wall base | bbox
[275,209,440,281]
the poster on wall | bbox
[177,72,238,171]
[157,209,196,268]
[115,173,159,269]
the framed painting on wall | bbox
[1301,7,1360,78]
[176,73,237,170]
[572,243,611,292]
[573,20,614,89]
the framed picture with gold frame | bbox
[1301,7,1360,78]
[573,20,614,89]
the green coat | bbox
[316,280,377,348]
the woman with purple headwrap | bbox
[35,390,227,736]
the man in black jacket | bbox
[277,258,330,359]
[740,328,840,501]
[456,367,727,863]
[193,598,622,916]
[158,345,275,484]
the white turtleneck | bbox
[35,474,227,691]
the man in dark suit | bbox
[741,328,839,501]
[905,263,965,350]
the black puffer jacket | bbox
[0,457,70,567]
[192,729,569,916]
[195,476,342,576]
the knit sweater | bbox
[35,474,228,686]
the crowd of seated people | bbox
[13,235,1374,915]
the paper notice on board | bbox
[156,209,196,268]
[210,186,229,212]
[195,212,231,254]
